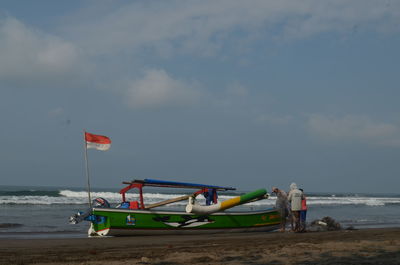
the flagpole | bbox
[83,130,93,209]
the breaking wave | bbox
[0,190,61,197]
[0,188,399,206]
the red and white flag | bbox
[85,132,111,151]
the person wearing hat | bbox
[272,187,289,232]
[288,182,302,232]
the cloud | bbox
[124,69,201,109]
[306,114,400,147]
[255,114,293,125]
[212,82,249,109]
[65,0,400,56]
[225,82,249,97]
[0,16,87,86]
[48,107,65,118]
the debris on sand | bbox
[309,216,342,231]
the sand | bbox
[0,228,399,265]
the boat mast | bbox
[83,130,92,209]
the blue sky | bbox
[1,0,400,193]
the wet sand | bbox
[1,228,399,264]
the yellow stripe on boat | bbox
[220,196,241,210]
[186,188,267,214]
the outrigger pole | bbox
[83,130,93,209]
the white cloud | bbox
[306,114,400,147]
[226,82,249,97]
[48,107,65,118]
[0,17,87,85]
[255,114,293,125]
[124,69,201,109]
[65,0,400,56]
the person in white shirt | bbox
[287,182,302,232]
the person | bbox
[272,187,289,232]
[299,188,307,232]
[287,182,302,232]
[288,201,294,232]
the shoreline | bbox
[1,227,399,264]
[1,223,399,240]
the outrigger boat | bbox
[70,179,281,236]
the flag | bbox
[85,132,111,151]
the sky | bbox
[1,0,400,193]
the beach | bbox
[1,186,400,264]
[1,228,399,265]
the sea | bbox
[1,185,399,239]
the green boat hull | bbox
[89,208,281,236]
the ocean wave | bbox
[0,196,88,205]
[1,189,400,206]
[304,196,399,206]
[59,190,121,199]
[0,190,61,197]
[0,223,23,228]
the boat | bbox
[70,179,281,236]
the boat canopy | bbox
[123,179,236,191]
[119,179,236,209]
